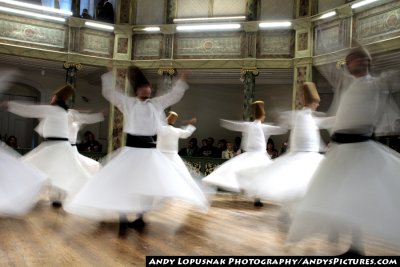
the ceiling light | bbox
[259,21,292,28]
[319,11,336,19]
[0,6,66,22]
[176,23,241,32]
[173,16,246,23]
[143,27,160,32]
[0,0,72,16]
[351,0,379,9]
[85,21,114,31]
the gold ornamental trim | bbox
[63,62,83,70]
[157,67,176,76]
[240,68,259,76]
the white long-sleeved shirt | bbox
[157,124,196,154]
[333,72,400,134]
[101,72,188,136]
[286,108,335,152]
[8,101,69,139]
[68,109,104,144]
[220,119,287,152]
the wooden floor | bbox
[1,192,399,266]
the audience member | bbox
[6,135,18,149]
[216,139,227,158]
[79,131,102,152]
[222,142,234,159]
[267,138,279,159]
[279,140,289,156]
[178,137,200,157]
[96,0,114,23]
[199,137,220,158]
[81,8,93,19]
[233,136,242,155]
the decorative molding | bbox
[63,62,83,70]
[157,67,176,76]
[354,3,400,44]
[133,35,163,59]
[314,18,350,56]
[240,68,259,76]
[117,37,129,54]
[175,33,243,58]
[81,30,114,56]
[258,31,294,57]
[0,17,66,48]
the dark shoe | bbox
[338,248,364,256]
[254,200,263,207]
[118,222,128,238]
[128,217,146,229]
[51,201,62,208]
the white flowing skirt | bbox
[66,147,209,221]
[237,152,324,203]
[22,141,91,200]
[202,151,272,192]
[72,146,101,175]
[163,152,214,203]
[287,141,400,247]
[0,148,47,216]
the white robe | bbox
[287,71,400,248]
[157,124,209,209]
[8,102,91,201]
[237,108,334,204]
[0,143,47,216]
[68,109,104,175]
[202,119,286,192]
[67,72,207,220]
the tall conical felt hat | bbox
[302,82,320,105]
[252,100,265,119]
[167,111,178,125]
[53,84,74,101]
[345,47,372,64]
[127,66,151,93]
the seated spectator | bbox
[217,139,227,158]
[279,140,288,155]
[199,137,220,158]
[267,138,278,159]
[233,136,242,156]
[178,137,199,157]
[81,8,93,19]
[6,135,18,149]
[79,131,102,152]
[222,142,234,159]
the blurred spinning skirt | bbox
[67,145,209,221]
[21,140,91,200]
[202,151,272,192]
[238,152,324,203]
[0,147,47,216]
[287,141,400,246]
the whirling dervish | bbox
[0,69,47,217]
[287,46,400,256]
[68,109,104,175]
[237,82,335,207]
[67,66,208,237]
[202,101,287,195]
[5,85,92,208]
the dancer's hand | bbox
[182,117,197,125]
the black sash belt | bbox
[44,137,69,141]
[331,132,374,144]
[71,144,77,146]
[126,134,157,148]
